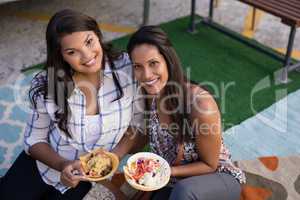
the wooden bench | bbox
[189,0,300,83]
[238,0,300,27]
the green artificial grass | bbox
[112,16,300,131]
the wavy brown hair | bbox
[29,9,124,138]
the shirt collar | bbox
[69,59,113,98]
[103,59,113,79]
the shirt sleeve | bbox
[24,85,51,154]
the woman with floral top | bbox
[127,26,246,200]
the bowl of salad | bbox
[123,152,171,191]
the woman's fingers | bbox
[60,159,93,188]
[72,160,85,175]
[61,171,82,188]
[61,172,79,188]
[71,160,87,181]
[63,164,75,181]
[61,160,86,187]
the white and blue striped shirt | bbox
[24,53,144,193]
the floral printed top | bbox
[148,98,246,185]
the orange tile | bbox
[258,156,279,171]
[240,185,272,200]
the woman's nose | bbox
[143,67,153,79]
[81,48,93,61]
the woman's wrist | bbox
[111,148,123,161]
[58,159,72,172]
[171,166,178,177]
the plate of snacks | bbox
[123,152,171,191]
[79,148,119,181]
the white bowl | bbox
[123,152,171,191]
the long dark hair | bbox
[127,26,192,142]
[29,9,123,138]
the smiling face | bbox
[131,44,169,95]
[60,31,103,76]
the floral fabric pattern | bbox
[148,99,246,184]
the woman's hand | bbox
[60,160,86,188]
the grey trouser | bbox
[151,172,241,200]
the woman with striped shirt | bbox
[0,9,143,200]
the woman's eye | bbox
[134,65,140,69]
[86,38,93,47]
[150,61,158,67]
[67,51,75,56]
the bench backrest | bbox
[238,0,300,27]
